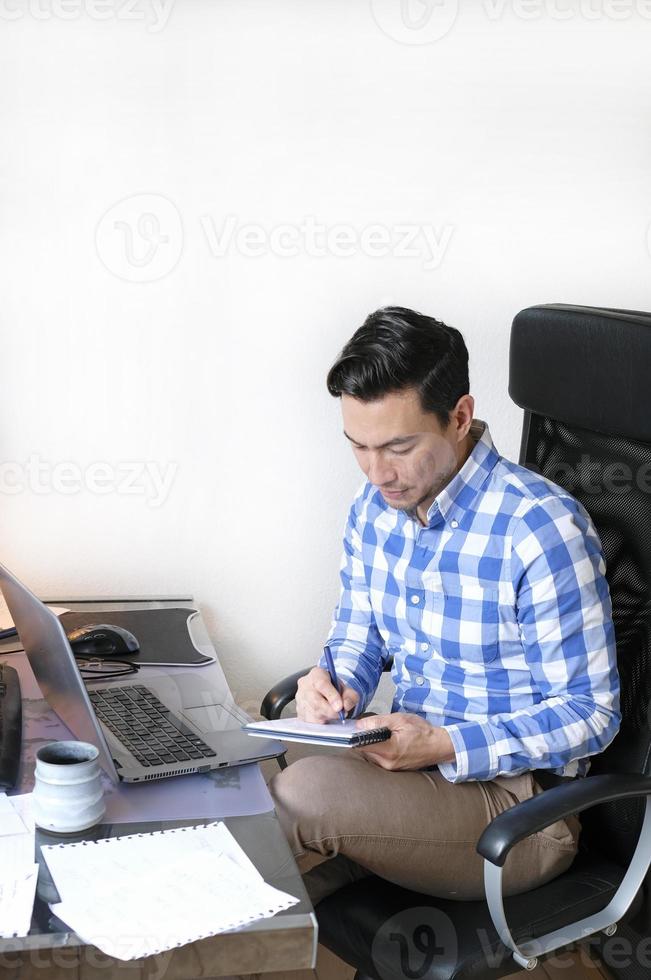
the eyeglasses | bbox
[75,657,140,681]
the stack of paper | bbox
[42,821,299,960]
[0,793,38,939]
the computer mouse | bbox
[66,624,140,658]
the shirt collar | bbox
[406,419,501,527]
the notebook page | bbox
[245,717,363,740]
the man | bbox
[269,306,620,906]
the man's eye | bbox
[392,448,411,456]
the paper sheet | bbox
[0,795,37,938]
[5,793,35,833]
[0,792,30,835]
[43,821,299,960]
[0,868,38,939]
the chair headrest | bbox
[509,304,651,442]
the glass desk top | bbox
[16,811,314,953]
[0,598,316,971]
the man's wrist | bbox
[429,726,455,765]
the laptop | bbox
[0,562,284,783]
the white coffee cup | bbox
[33,741,106,834]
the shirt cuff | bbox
[437,721,498,783]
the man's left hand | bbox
[354,712,456,771]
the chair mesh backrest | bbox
[524,413,651,866]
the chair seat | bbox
[316,852,635,980]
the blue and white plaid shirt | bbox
[319,419,620,783]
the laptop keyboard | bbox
[88,684,217,768]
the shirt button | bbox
[420,642,429,651]
[415,676,425,686]
[410,595,420,604]
[450,519,459,528]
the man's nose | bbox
[367,454,397,486]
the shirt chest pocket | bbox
[420,581,500,664]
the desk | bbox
[0,597,317,978]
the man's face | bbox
[341,388,466,516]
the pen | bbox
[323,644,346,723]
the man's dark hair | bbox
[326,306,469,429]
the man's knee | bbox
[270,755,340,817]
[269,754,359,844]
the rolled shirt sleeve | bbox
[318,489,390,716]
[438,495,621,782]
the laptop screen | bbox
[0,562,119,781]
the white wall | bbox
[1,0,650,708]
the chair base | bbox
[317,853,635,980]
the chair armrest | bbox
[478,773,651,867]
[260,668,311,720]
[479,773,651,970]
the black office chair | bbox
[261,304,651,979]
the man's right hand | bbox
[296,666,360,723]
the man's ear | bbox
[451,393,475,441]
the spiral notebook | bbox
[244,717,392,747]
[41,822,299,960]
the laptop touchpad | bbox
[180,702,243,734]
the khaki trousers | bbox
[269,752,580,907]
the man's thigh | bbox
[269,752,578,902]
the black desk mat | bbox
[59,608,213,667]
